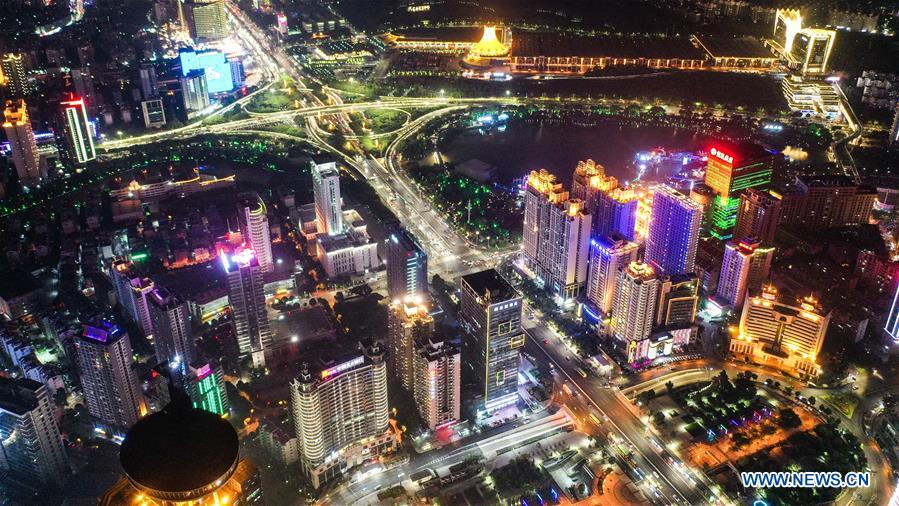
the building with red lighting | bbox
[703,143,775,239]
[60,94,95,164]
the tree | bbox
[777,408,802,430]
[665,380,675,397]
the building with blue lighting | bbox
[645,185,703,276]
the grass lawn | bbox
[823,392,859,418]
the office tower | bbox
[885,282,899,342]
[3,99,41,184]
[70,68,99,116]
[237,192,273,273]
[104,396,262,505]
[312,161,343,236]
[791,29,836,76]
[612,261,659,345]
[141,98,166,128]
[645,185,703,276]
[459,269,523,412]
[181,69,210,112]
[230,58,245,88]
[185,360,229,416]
[0,377,70,487]
[223,247,271,368]
[139,62,159,100]
[60,95,96,164]
[716,239,757,308]
[1,53,31,97]
[109,259,155,339]
[413,335,460,431]
[734,189,782,245]
[570,159,616,208]
[585,233,639,315]
[388,300,434,393]
[656,273,699,327]
[75,321,145,428]
[522,170,592,299]
[890,105,899,145]
[704,144,774,239]
[775,175,877,228]
[289,343,394,489]
[746,241,774,294]
[185,0,229,41]
[386,228,428,302]
[594,187,639,240]
[148,287,195,366]
[731,286,829,378]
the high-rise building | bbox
[595,187,639,240]
[75,321,146,428]
[289,343,395,489]
[791,29,836,76]
[386,228,428,302]
[570,158,616,209]
[459,269,523,412]
[181,69,210,112]
[185,360,229,417]
[184,0,228,41]
[223,247,271,368]
[885,283,899,342]
[522,170,592,299]
[730,286,829,378]
[109,259,155,339]
[103,396,263,505]
[734,188,782,245]
[0,377,70,487]
[387,300,434,393]
[775,175,877,228]
[413,335,461,431]
[3,99,41,184]
[70,67,99,116]
[704,144,774,239]
[890,105,899,145]
[656,273,699,327]
[585,233,639,315]
[644,185,703,276]
[1,53,31,97]
[716,239,756,308]
[141,98,167,128]
[237,192,273,273]
[139,62,159,100]
[60,94,96,164]
[148,287,195,366]
[612,261,659,346]
[312,161,343,236]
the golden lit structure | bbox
[2,99,41,184]
[463,25,510,67]
[767,9,836,76]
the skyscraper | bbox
[60,94,96,164]
[775,175,877,228]
[594,187,639,240]
[704,144,774,239]
[656,273,699,327]
[0,377,70,487]
[109,259,155,339]
[148,287,195,366]
[185,360,230,417]
[386,228,428,302]
[522,170,592,299]
[70,67,99,116]
[612,261,659,345]
[644,185,703,276]
[570,158,616,208]
[734,188,782,245]
[413,335,461,431]
[3,99,41,184]
[387,299,434,393]
[1,53,31,97]
[885,283,899,342]
[75,321,146,428]
[223,247,271,368]
[237,192,273,273]
[184,0,229,41]
[585,233,639,315]
[716,239,756,308]
[181,69,210,112]
[289,343,394,489]
[139,62,159,100]
[312,161,343,236]
[459,269,523,412]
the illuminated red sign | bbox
[709,147,734,165]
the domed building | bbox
[462,25,511,72]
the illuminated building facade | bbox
[186,361,229,417]
[629,327,694,365]
[1,53,31,97]
[3,99,42,184]
[75,321,146,428]
[734,188,782,245]
[109,259,155,339]
[595,186,639,240]
[522,170,592,299]
[612,261,660,349]
[388,300,434,393]
[289,344,395,489]
[730,286,829,378]
[386,228,428,302]
[237,192,273,273]
[644,185,702,276]
[463,25,511,67]
[775,175,877,228]
[223,247,271,368]
[716,238,772,308]
[0,377,70,487]
[312,161,344,236]
[885,283,899,342]
[585,233,639,315]
[148,287,195,366]
[656,273,699,327]
[768,9,836,76]
[181,69,210,113]
[413,335,461,431]
[782,75,842,121]
[60,95,96,164]
[704,144,774,239]
[185,0,228,41]
[459,269,523,412]
[141,98,166,128]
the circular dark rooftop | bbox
[120,403,239,498]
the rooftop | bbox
[692,36,774,59]
[511,32,705,60]
[0,377,43,416]
[462,269,519,303]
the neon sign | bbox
[709,147,734,165]
[321,356,364,379]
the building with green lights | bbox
[704,144,775,239]
[186,361,229,417]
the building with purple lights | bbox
[223,247,271,368]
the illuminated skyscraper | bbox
[717,239,759,308]
[2,99,41,184]
[139,62,159,100]
[388,299,434,393]
[775,175,877,228]
[109,259,155,339]
[885,283,899,342]
[237,192,273,273]
[413,335,460,431]
[595,187,639,240]
[289,343,394,489]
[185,360,229,417]
[790,29,836,76]
[60,95,96,164]
[1,53,31,97]
[184,0,228,41]
[890,105,899,146]
[459,269,523,412]
[704,144,774,239]
[148,287,195,366]
[386,228,428,302]
[0,377,70,487]
[644,185,702,276]
[585,233,638,315]
[656,273,699,327]
[75,321,146,428]
[223,247,271,368]
[734,188,782,245]
[181,69,210,112]
[312,161,343,236]
[612,261,659,345]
